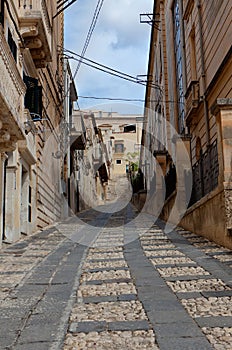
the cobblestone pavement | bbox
[0,204,232,349]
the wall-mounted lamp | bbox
[24,120,37,135]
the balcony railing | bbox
[18,0,52,67]
[189,140,219,206]
[0,25,26,142]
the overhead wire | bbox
[78,95,184,105]
[63,48,162,90]
[79,96,146,102]
[73,0,105,78]
[60,0,105,108]
[54,0,78,19]
[56,1,163,109]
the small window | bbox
[116,159,121,164]
[124,124,136,133]
[115,143,124,153]
[28,186,32,223]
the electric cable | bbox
[59,0,105,107]
[79,96,146,102]
[73,0,105,77]
[63,49,162,90]
[54,0,78,19]
[78,95,184,105]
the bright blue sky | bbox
[64,0,153,114]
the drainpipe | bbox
[197,0,210,146]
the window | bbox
[116,159,121,164]
[0,0,4,27]
[8,29,17,62]
[23,75,43,120]
[190,27,197,80]
[114,142,124,153]
[124,125,136,133]
[173,0,185,133]
[28,186,32,223]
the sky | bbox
[64,0,153,114]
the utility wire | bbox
[63,48,162,90]
[79,96,146,102]
[78,95,184,105]
[73,0,105,78]
[53,0,78,19]
[59,0,105,108]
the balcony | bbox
[0,25,26,149]
[70,114,87,150]
[18,110,37,164]
[18,0,52,67]
[185,80,200,125]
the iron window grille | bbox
[189,140,219,206]
[24,75,43,121]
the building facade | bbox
[0,0,65,245]
[141,0,232,248]
[94,111,143,177]
[68,110,110,212]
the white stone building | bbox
[93,111,143,178]
[69,110,110,212]
[0,1,64,245]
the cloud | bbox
[64,0,153,113]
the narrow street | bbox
[0,178,232,350]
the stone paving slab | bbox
[69,320,151,333]
[85,278,132,285]
[69,321,107,333]
[201,290,232,298]
[164,275,213,281]
[86,266,129,273]
[152,263,197,268]
[15,342,59,350]
[176,291,203,299]
[108,320,150,331]
[86,257,126,263]
[156,336,213,350]
[83,293,137,304]
[195,316,232,328]
[154,320,204,338]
